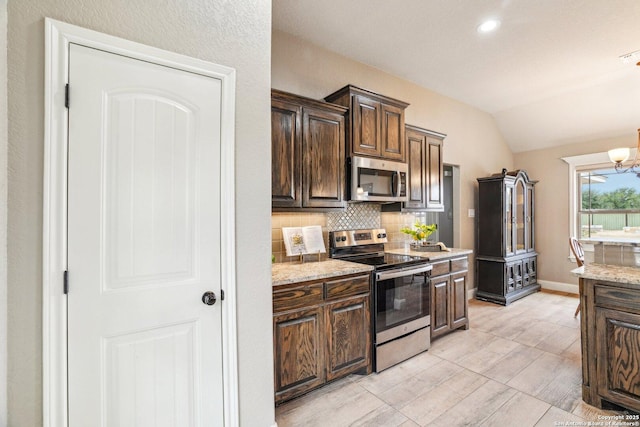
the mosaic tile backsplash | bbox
[272,204,440,263]
[326,203,381,230]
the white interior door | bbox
[67,43,223,426]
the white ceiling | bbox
[272,0,640,153]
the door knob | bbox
[202,291,217,306]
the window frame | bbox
[562,150,640,245]
[576,166,640,240]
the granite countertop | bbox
[582,239,640,246]
[385,247,473,261]
[572,263,640,286]
[272,259,374,287]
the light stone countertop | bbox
[571,263,640,286]
[272,259,374,287]
[384,247,473,261]
[272,248,472,287]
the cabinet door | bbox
[405,128,426,209]
[273,306,325,403]
[526,184,535,252]
[380,103,405,161]
[431,274,450,338]
[527,257,537,284]
[325,295,371,381]
[595,307,640,412]
[505,262,516,294]
[302,107,346,208]
[505,183,515,256]
[271,99,302,208]
[515,178,526,254]
[513,261,524,290]
[352,94,381,157]
[450,272,468,330]
[426,136,444,211]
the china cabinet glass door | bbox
[527,185,534,251]
[515,179,526,254]
[505,184,514,255]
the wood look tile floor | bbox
[275,291,628,427]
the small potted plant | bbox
[400,222,439,251]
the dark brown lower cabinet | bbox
[273,273,371,404]
[273,307,325,403]
[325,295,370,381]
[581,278,640,412]
[431,256,469,340]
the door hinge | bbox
[63,270,69,294]
[65,84,69,109]
[221,289,225,301]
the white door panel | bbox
[68,43,223,426]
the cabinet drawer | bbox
[595,285,640,314]
[273,283,324,313]
[450,257,468,273]
[430,260,450,277]
[325,274,370,300]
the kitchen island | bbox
[573,264,640,412]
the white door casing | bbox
[43,19,238,427]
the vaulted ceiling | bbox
[272,0,640,153]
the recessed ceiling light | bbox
[477,19,500,33]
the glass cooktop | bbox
[347,253,425,270]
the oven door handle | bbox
[376,264,433,281]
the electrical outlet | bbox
[468,209,475,218]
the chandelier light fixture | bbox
[608,129,640,173]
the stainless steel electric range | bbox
[329,228,432,372]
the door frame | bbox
[42,18,238,427]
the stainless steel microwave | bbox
[350,156,408,202]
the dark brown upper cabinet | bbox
[325,85,409,162]
[271,90,348,211]
[403,125,445,212]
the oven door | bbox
[375,264,431,344]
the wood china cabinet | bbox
[476,169,539,305]
[324,85,409,161]
[272,273,372,404]
[271,89,348,210]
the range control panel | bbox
[330,228,388,248]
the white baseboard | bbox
[538,280,578,295]
[467,287,477,300]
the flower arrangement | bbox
[400,222,437,245]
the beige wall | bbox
[0,0,7,425]
[7,1,274,426]
[272,30,515,287]
[514,134,634,288]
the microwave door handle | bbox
[393,171,402,197]
[390,171,397,197]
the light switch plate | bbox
[468,209,475,218]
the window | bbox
[578,166,640,241]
